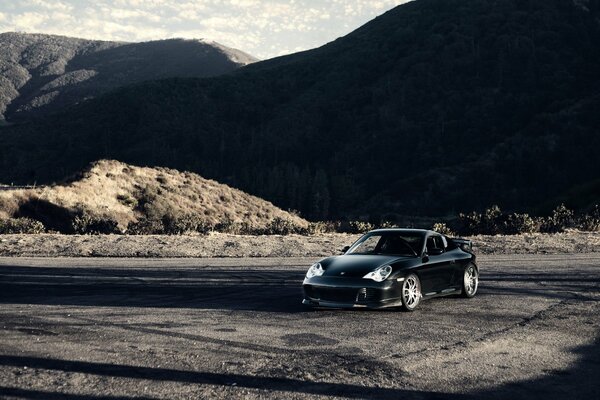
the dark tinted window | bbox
[348,232,423,256]
[426,235,444,252]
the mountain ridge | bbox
[1,0,599,219]
[0,32,257,121]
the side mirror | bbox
[429,248,443,256]
[341,246,350,254]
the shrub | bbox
[577,205,600,231]
[127,218,164,235]
[432,222,455,236]
[540,204,575,233]
[307,221,340,234]
[503,213,540,234]
[0,218,45,234]
[71,210,120,234]
[214,217,244,234]
[480,205,503,235]
[339,221,374,234]
[265,217,303,235]
[162,213,210,235]
[457,211,481,235]
[458,205,504,235]
[117,194,138,208]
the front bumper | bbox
[302,276,403,309]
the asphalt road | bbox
[0,254,598,399]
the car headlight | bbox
[363,265,392,282]
[306,263,324,278]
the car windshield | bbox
[347,232,422,256]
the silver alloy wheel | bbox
[403,275,420,308]
[464,265,478,296]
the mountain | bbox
[0,160,307,233]
[0,32,257,121]
[0,0,599,220]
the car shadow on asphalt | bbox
[479,272,599,301]
[2,265,597,313]
[0,337,598,400]
[0,265,309,313]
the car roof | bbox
[368,228,435,235]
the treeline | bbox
[1,0,599,220]
[433,204,600,236]
[2,203,598,236]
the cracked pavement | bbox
[0,254,598,399]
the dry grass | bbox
[0,160,307,231]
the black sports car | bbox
[302,229,478,311]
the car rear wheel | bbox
[401,273,421,311]
[461,264,478,298]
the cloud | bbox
[25,0,73,12]
[109,8,161,23]
[11,12,49,31]
[0,0,412,58]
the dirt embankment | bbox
[0,159,308,231]
[0,230,598,258]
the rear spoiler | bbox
[450,238,473,252]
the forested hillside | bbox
[0,33,256,121]
[1,0,599,220]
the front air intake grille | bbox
[305,286,358,303]
[356,288,378,302]
[305,286,380,303]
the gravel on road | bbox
[0,254,598,399]
[0,230,598,258]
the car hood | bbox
[321,254,412,278]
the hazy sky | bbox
[0,0,410,59]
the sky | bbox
[0,0,410,59]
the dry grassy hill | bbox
[0,160,307,233]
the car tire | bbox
[401,273,421,311]
[461,263,478,298]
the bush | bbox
[127,218,164,235]
[71,210,120,234]
[265,217,304,235]
[577,205,600,231]
[540,204,575,233]
[458,205,511,235]
[214,217,244,235]
[457,211,481,236]
[117,194,138,208]
[162,213,210,235]
[307,221,340,234]
[338,220,374,234]
[503,213,540,234]
[480,205,503,235]
[432,222,455,236]
[0,218,45,234]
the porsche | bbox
[302,229,478,311]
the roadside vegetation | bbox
[1,201,598,236]
[2,0,599,221]
[0,160,597,237]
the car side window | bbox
[426,237,435,252]
[426,236,444,253]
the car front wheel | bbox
[401,273,421,311]
[461,264,478,298]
